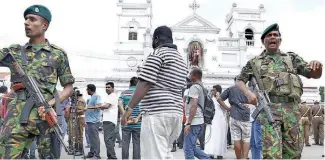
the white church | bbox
[0,0,319,104]
[69,0,320,104]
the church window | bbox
[245,28,254,46]
[129,32,137,40]
[128,19,139,41]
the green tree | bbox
[320,86,324,102]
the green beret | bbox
[261,23,281,40]
[24,5,52,23]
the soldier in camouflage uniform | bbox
[236,23,323,159]
[65,90,86,156]
[0,5,75,159]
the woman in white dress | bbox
[204,85,231,159]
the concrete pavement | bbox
[57,132,325,159]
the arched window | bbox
[128,20,139,41]
[128,32,137,40]
[245,28,254,46]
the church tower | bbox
[225,3,266,55]
[114,0,153,75]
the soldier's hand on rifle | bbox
[38,106,57,120]
[246,90,258,105]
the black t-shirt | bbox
[220,86,250,122]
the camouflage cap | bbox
[261,23,281,40]
[24,5,52,23]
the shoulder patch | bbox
[9,44,21,50]
[287,51,297,56]
[286,51,298,60]
[50,44,67,55]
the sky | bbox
[0,0,324,87]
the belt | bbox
[12,83,25,92]
[78,115,85,118]
[269,96,295,103]
[301,117,309,119]
[314,116,322,118]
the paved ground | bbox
[56,131,325,159]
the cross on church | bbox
[189,0,200,12]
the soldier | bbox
[311,101,324,146]
[65,89,86,156]
[236,23,322,159]
[299,101,312,146]
[0,5,75,159]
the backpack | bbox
[193,83,215,124]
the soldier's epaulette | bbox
[50,44,67,55]
[286,51,298,58]
[8,44,21,50]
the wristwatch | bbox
[186,122,191,126]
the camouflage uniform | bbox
[237,50,311,159]
[66,96,86,155]
[0,41,75,159]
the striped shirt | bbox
[139,45,188,115]
[119,86,141,128]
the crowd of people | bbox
[0,4,323,159]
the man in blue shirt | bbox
[84,84,102,159]
[119,77,142,159]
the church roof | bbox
[171,0,220,34]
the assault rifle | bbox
[3,51,70,153]
[249,77,275,125]
[249,61,275,126]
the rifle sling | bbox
[301,107,310,117]
[314,106,322,117]
[249,60,265,90]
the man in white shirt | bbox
[100,82,118,159]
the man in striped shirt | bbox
[119,77,141,159]
[121,25,188,159]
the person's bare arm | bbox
[99,103,111,110]
[217,98,231,111]
[187,98,198,124]
[48,83,73,106]
[118,100,125,115]
[236,80,250,97]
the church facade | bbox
[73,0,320,103]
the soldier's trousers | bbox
[0,99,53,159]
[301,117,311,145]
[312,116,324,144]
[67,117,84,151]
[258,102,303,159]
